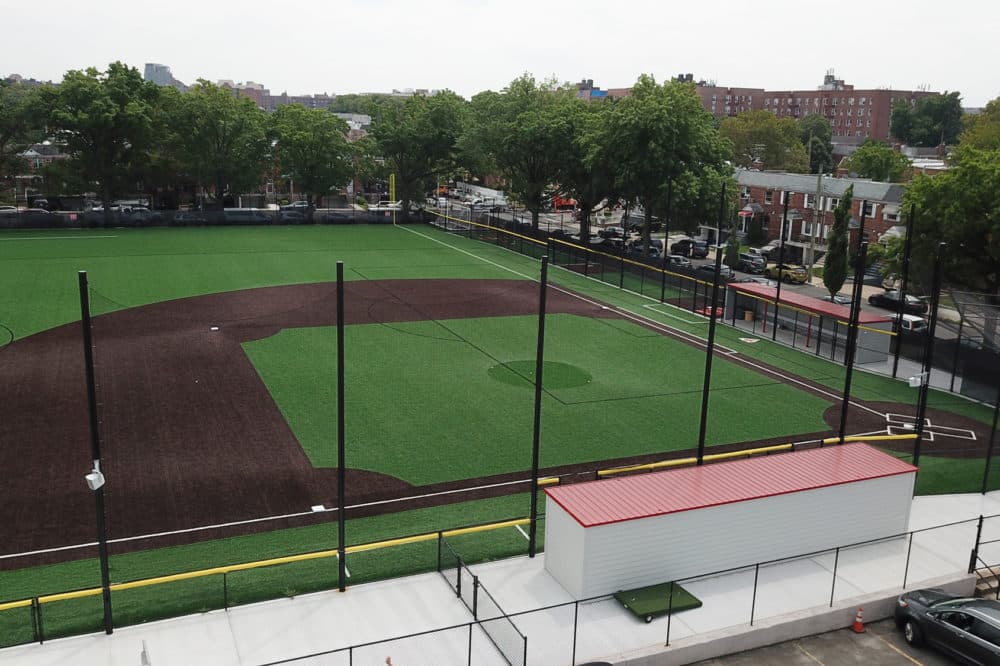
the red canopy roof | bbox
[733,282,889,324]
[545,444,916,527]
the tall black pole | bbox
[981,381,1000,494]
[660,178,673,303]
[336,261,347,592]
[696,183,726,465]
[528,256,550,557]
[78,271,113,635]
[913,243,946,467]
[771,192,791,341]
[837,242,869,444]
[892,204,918,379]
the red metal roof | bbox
[545,444,917,527]
[732,282,889,324]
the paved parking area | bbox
[694,619,955,665]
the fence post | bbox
[829,547,840,606]
[750,563,760,626]
[31,597,42,644]
[619,252,625,289]
[816,317,824,356]
[903,531,915,588]
[969,516,985,574]
[437,532,442,572]
[571,601,579,665]
[456,556,462,600]
[223,572,229,610]
[665,581,675,646]
[792,310,799,347]
[831,320,839,362]
[472,575,480,619]
[467,623,473,666]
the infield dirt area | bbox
[0,278,987,567]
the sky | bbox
[3,0,998,107]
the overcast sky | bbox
[3,0,997,107]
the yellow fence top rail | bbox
[597,443,793,478]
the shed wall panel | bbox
[575,473,913,598]
[543,498,587,597]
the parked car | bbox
[629,245,661,259]
[279,210,306,223]
[172,211,208,226]
[368,200,402,212]
[894,588,1000,663]
[764,263,808,284]
[598,225,625,239]
[281,200,310,210]
[737,252,766,274]
[868,290,928,315]
[670,238,709,258]
[696,263,735,280]
[665,254,692,268]
[894,313,928,336]
[822,293,853,306]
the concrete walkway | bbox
[4,492,1000,666]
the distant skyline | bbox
[3,0,998,107]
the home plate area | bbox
[885,413,977,443]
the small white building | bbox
[544,443,917,599]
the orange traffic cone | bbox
[852,607,865,633]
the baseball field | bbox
[0,221,997,644]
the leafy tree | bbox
[902,146,1000,294]
[0,81,45,194]
[960,97,1000,150]
[823,184,854,298]
[329,94,395,115]
[890,92,963,146]
[370,91,467,214]
[724,218,741,269]
[607,75,731,252]
[553,95,617,240]
[271,105,353,208]
[798,113,834,174]
[720,110,808,172]
[170,81,269,208]
[842,140,911,182]
[464,75,569,230]
[40,62,160,220]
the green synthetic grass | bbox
[0,492,535,646]
[614,582,702,620]
[244,313,833,484]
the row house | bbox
[733,170,905,263]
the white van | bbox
[896,314,928,336]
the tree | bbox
[0,81,44,195]
[40,63,160,221]
[553,95,617,240]
[171,80,269,208]
[370,90,467,214]
[960,97,1000,150]
[823,184,854,298]
[724,218,741,269]
[720,110,809,172]
[798,113,834,174]
[890,92,963,146]
[271,105,353,209]
[464,75,570,230]
[607,75,731,253]
[902,146,1000,295]
[842,140,911,182]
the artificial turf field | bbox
[1,222,998,643]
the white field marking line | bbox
[404,225,881,416]
[515,524,530,541]
[0,235,119,241]
[642,303,707,325]
[0,477,535,560]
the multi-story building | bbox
[731,170,905,263]
[143,63,188,91]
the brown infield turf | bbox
[0,278,988,568]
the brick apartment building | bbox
[576,71,939,147]
[730,170,905,263]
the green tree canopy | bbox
[960,97,1000,150]
[0,80,45,192]
[607,74,731,251]
[823,184,854,298]
[720,110,808,172]
[170,80,270,206]
[370,90,468,213]
[842,140,911,182]
[270,105,353,207]
[902,146,1000,294]
[464,75,570,229]
[40,62,160,216]
[798,113,834,174]
[890,92,963,146]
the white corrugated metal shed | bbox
[544,443,917,598]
